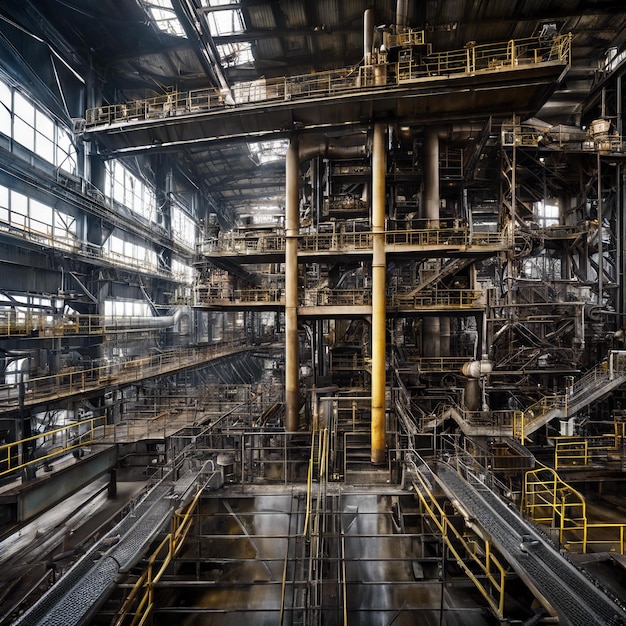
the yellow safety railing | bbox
[513,394,567,444]
[554,424,623,468]
[523,464,587,548]
[569,523,626,555]
[0,312,105,338]
[302,427,328,537]
[0,414,108,478]
[0,340,248,409]
[412,468,507,618]
[524,462,626,555]
[554,440,588,469]
[114,486,204,626]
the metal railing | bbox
[0,340,248,409]
[84,34,571,130]
[390,288,483,308]
[114,485,204,626]
[385,227,511,248]
[408,456,507,619]
[0,414,109,478]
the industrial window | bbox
[536,201,559,227]
[203,0,245,37]
[0,80,10,131]
[171,205,197,250]
[104,299,153,321]
[0,184,78,249]
[248,139,288,165]
[105,161,156,223]
[0,77,77,174]
[103,233,158,272]
[171,257,193,284]
[216,41,254,67]
[142,0,187,38]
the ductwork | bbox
[298,136,368,164]
[104,308,185,331]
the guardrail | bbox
[390,288,483,308]
[0,340,248,409]
[83,34,571,131]
[0,414,109,478]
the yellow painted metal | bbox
[115,486,204,626]
[411,470,507,619]
[0,340,248,410]
[523,463,587,550]
[512,395,567,443]
[554,440,588,469]
[371,123,386,465]
[285,138,300,432]
[0,414,108,478]
[302,428,328,537]
[529,473,626,555]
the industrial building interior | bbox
[2,0,626,624]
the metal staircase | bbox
[519,351,626,440]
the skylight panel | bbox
[217,42,254,67]
[205,8,245,36]
[143,0,187,38]
[248,140,288,165]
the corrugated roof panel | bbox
[246,4,277,30]
[284,1,307,28]
[255,37,284,60]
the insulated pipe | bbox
[424,128,440,225]
[396,0,409,33]
[371,123,386,465]
[284,135,368,431]
[422,127,443,356]
[364,8,375,65]
[285,138,300,432]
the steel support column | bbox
[285,138,300,431]
[371,123,386,464]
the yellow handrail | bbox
[411,469,507,618]
[0,414,108,478]
[114,486,204,626]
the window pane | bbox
[35,132,55,163]
[13,117,34,150]
[30,199,52,228]
[14,92,34,125]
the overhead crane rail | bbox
[82,33,571,131]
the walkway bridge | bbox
[79,33,571,154]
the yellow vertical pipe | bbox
[371,123,386,464]
[285,138,300,431]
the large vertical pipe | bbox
[423,128,441,357]
[396,0,409,33]
[285,138,300,431]
[364,8,375,66]
[424,128,440,225]
[371,123,387,465]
